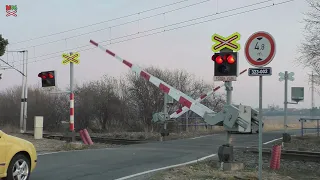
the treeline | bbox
[0,66,225,133]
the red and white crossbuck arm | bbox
[170,69,247,119]
[90,40,215,118]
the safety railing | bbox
[298,117,320,137]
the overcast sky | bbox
[0,0,315,109]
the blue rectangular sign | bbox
[248,67,272,76]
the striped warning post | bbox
[89,40,215,119]
[170,69,248,119]
[70,93,74,131]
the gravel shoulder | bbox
[271,134,320,151]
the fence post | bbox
[317,119,319,137]
[300,120,304,136]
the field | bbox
[263,116,317,132]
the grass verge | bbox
[149,159,292,180]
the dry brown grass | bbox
[263,116,318,132]
[90,125,223,141]
[150,160,293,180]
[270,134,320,151]
[0,124,21,134]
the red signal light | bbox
[227,55,235,64]
[215,56,223,64]
[38,73,47,79]
[48,73,54,79]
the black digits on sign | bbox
[255,42,259,50]
[255,42,265,50]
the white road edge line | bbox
[262,137,282,145]
[113,154,217,180]
[190,134,214,140]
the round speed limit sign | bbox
[244,31,276,67]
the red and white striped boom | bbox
[90,40,216,119]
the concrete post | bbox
[34,116,43,139]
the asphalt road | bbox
[30,130,301,180]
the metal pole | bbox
[164,93,168,130]
[19,52,25,133]
[225,81,232,145]
[284,71,288,133]
[258,76,263,180]
[160,93,168,142]
[311,71,315,117]
[70,52,75,142]
[23,50,28,132]
[186,111,189,132]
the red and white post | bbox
[70,93,74,132]
[69,52,75,141]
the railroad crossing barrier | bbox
[299,117,320,137]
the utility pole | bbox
[6,50,28,133]
[23,50,28,132]
[311,71,315,117]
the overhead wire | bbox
[17,0,213,50]
[13,0,293,67]
[10,0,193,45]
[11,0,273,64]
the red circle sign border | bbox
[244,31,276,67]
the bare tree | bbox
[0,66,225,133]
[297,0,320,75]
[74,75,122,131]
[0,85,68,131]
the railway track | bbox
[244,147,320,162]
[22,132,147,145]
